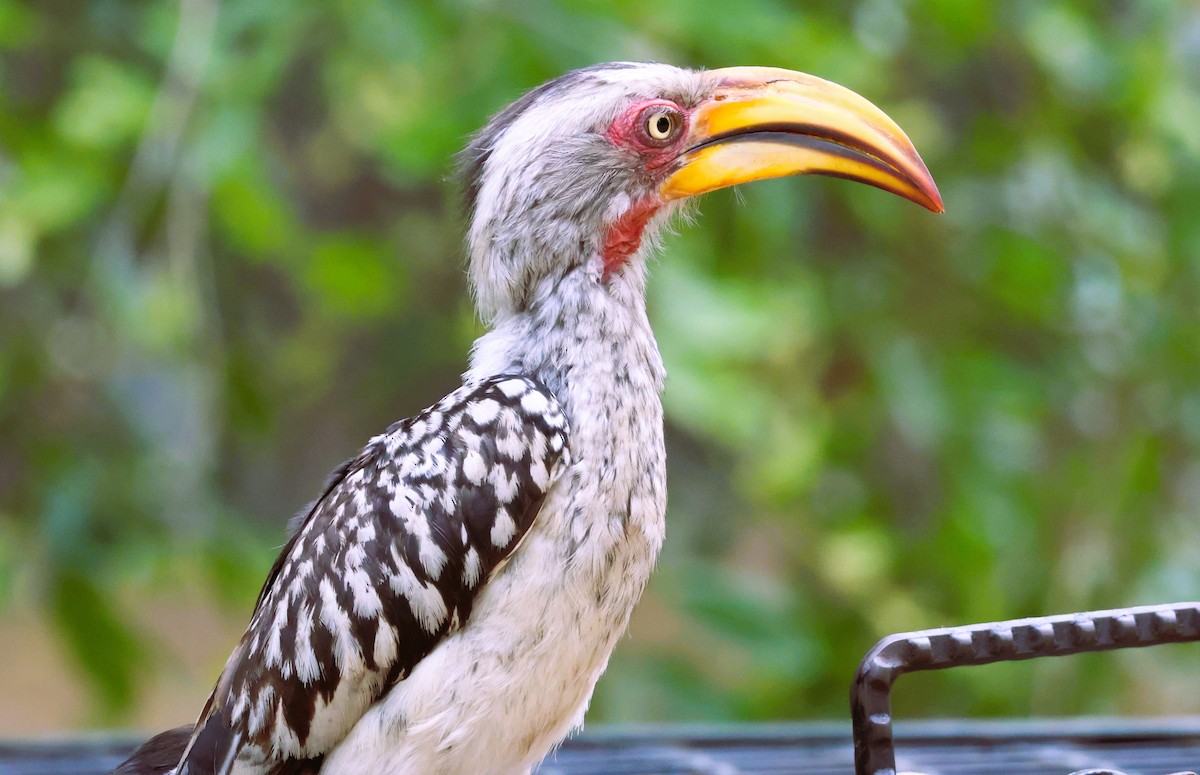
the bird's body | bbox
[321,268,667,775]
[116,62,940,775]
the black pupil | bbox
[655,115,671,135]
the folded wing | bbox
[171,376,570,775]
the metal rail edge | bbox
[850,601,1200,775]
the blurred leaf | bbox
[0,213,34,285]
[303,233,399,320]
[204,529,277,610]
[0,0,36,49]
[49,569,147,719]
[212,160,296,258]
[3,152,109,234]
[53,57,154,150]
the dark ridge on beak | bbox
[683,125,930,201]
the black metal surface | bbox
[5,719,1200,775]
[850,602,1200,775]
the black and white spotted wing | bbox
[176,375,570,775]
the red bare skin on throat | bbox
[602,198,661,279]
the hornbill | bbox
[116,62,941,775]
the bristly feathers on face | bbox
[456,63,708,323]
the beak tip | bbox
[917,177,944,214]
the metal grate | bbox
[538,721,1200,775]
[851,602,1200,775]
[4,719,1199,775]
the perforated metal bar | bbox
[7,720,1200,774]
[850,601,1200,775]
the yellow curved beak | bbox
[661,67,944,213]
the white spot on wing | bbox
[529,432,547,463]
[248,684,276,737]
[374,622,398,668]
[295,606,320,684]
[491,466,519,503]
[468,398,501,424]
[463,451,487,485]
[229,689,249,726]
[271,702,302,754]
[346,565,382,617]
[530,460,550,489]
[462,546,482,587]
[388,490,447,580]
[319,578,364,673]
[496,429,525,461]
[457,427,481,450]
[387,546,448,634]
[497,378,528,398]
[490,508,517,547]
[520,389,549,415]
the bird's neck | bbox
[465,262,666,411]
[465,259,668,578]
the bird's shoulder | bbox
[174,375,570,775]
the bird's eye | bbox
[643,108,681,143]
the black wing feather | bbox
[115,376,569,775]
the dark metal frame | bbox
[850,601,1200,775]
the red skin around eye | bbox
[604,99,689,169]
[600,100,689,278]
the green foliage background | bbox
[3,0,1200,728]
